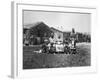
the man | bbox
[49,33,55,44]
[41,33,49,53]
[49,33,56,53]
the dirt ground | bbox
[23,43,91,69]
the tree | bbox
[29,22,53,37]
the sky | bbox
[23,10,91,33]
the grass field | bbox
[23,43,91,69]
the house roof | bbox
[50,27,63,33]
[24,22,44,28]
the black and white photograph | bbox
[23,10,91,69]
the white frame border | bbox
[11,1,97,78]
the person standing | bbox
[70,28,76,48]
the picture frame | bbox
[11,1,97,78]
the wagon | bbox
[41,39,76,54]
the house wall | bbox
[54,31,63,42]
